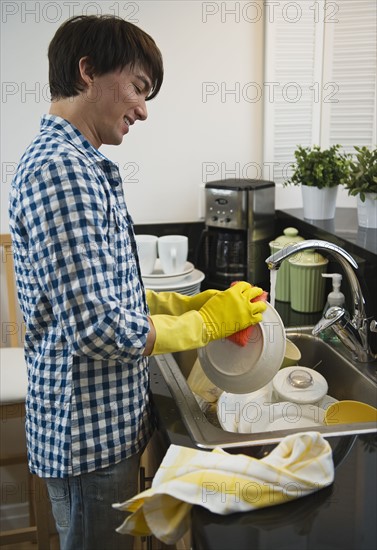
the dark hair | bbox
[48,15,163,100]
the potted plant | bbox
[284,144,350,220]
[344,146,377,228]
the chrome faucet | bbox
[266,239,376,363]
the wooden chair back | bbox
[0,234,55,549]
[0,234,19,347]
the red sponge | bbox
[227,283,268,347]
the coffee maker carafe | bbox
[209,230,247,281]
[199,179,275,290]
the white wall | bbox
[1,0,266,230]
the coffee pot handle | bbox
[195,228,209,272]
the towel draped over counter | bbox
[114,431,334,545]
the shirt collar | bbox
[40,114,120,185]
[40,114,114,164]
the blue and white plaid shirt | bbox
[9,115,153,478]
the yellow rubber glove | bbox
[150,282,266,355]
[146,289,220,316]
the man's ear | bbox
[78,56,95,88]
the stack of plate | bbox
[142,259,205,295]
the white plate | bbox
[161,284,202,296]
[218,393,333,434]
[236,402,324,434]
[175,286,201,295]
[198,302,286,394]
[142,259,194,282]
[143,269,205,291]
[261,402,325,433]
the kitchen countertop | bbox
[149,358,377,550]
[276,208,377,257]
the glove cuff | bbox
[146,289,192,316]
[150,310,209,355]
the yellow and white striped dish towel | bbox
[113,431,334,545]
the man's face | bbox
[83,64,152,148]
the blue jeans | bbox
[45,452,141,550]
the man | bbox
[9,15,266,549]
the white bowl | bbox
[280,338,301,368]
[198,302,286,394]
[217,383,273,433]
[272,366,328,404]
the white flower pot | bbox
[357,193,377,228]
[301,185,338,220]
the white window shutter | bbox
[322,0,377,152]
[263,0,377,188]
[263,0,319,186]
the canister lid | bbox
[269,227,305,250]
[288,249,328,266]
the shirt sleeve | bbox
[21,158,150,362]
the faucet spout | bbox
[266,239,375,363]
[266,239,357,271]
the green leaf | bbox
[344,146,377,197]
[283,144,351,189]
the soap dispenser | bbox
[322,273,345,309]
[321,273,345,342]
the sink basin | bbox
[152,327,377,449]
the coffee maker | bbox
[197,179,275,290]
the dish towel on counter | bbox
[113,432,334,545]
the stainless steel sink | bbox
[153,327,377,449]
